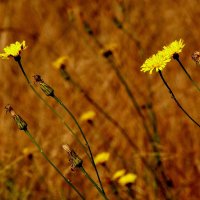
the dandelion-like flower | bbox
[141,51,170,74]
[163,39,185,58]
[112,169,126,180]
[118,173,137,186]
[141,39,185,74]
[0,41,27,59]
[80,110,96,122]
[94,152,110,165]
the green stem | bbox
[63,72,139,152]
[159,70,200,128]
[24,129,85,200]
[80,167,109,200]
[175,57,200,92]
[15,58,89,158]
[52,94,106,195]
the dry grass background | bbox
[0,0,200,199]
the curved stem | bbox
[52,95,106,196]
[24,129,85,200]
[16,59,89,158]
[159,70,200,128]
[80,167,109,200]
[175,57,200,92]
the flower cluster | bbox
[0,41,27,59]
[141,39,185,74]
[112,169,137,186]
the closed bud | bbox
[33,75,54,97]
[5,104,27,131]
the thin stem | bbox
[108,57,153,141]
[62,72,139,152]
[175,57,200,92]
[159,70,200,128]
[80,167,109,200]
[15,59,90,158]
[52,95,106,195]
[24,129,85,200]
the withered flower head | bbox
[63,145,83,170]
[192,51,200,66]
[5,104,27,130]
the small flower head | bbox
[141,51,170,74]
[141,39,184,74]
[63,144,83,170]
[33,75,54,97]
[118,173,137,186]
[5,104,27,131]
[192,51,200,66]
[112,169,126,181]
[163,39,185,58]
[80,110,96,123]
[53,56,69,70]
[0,41,27,59]
[94,152,110,165]
[100,43,118,58]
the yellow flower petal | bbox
[112,169,126,180]
[0,41,27,59]
[94,152,110,165]
[80,110,96,122]
[52,56,69,69]
[140,39,184,74]
[163,39,185,58]
[118,173,137,186]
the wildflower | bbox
[94,152,110,165]
[112,169,126,180]
[63,144,83,170]
[0,41,27,59]
[118,173,137,186]
[141,39,185,74]
[52,56,68,69]
[80,110,96,122]
[163,39,185,58]
[141,51,170,74]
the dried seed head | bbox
[33,75,54,97]
[62,145,83,170]
[192,51,200,66]
[5,104,27,130]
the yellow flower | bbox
[94,152,110,165]
[140,39,185,74]
[80,110,96,122]
[163,39,185,58]
[118,173,137,186]
[22,147,32,155]
[52,56,69,69]
[0,41,27,59]
[141,51,170,74]
[112,169,126,180]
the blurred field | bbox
[0,0,200,199]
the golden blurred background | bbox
[0,0,200,199]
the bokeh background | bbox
[0,0,200,199]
